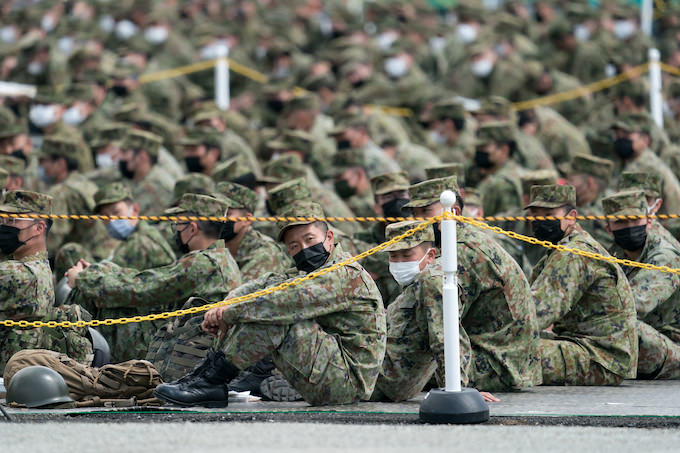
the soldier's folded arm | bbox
[0,264,43,320]
[629,254,680,318]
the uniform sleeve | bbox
[531,249,591,329]
[629,251,680,318]
[0,262,41,320]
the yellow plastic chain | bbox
[0,218,437,329]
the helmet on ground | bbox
[6,366,74,408]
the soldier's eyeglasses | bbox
[170,222,190,233]
[0,217,36,226]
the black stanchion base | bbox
[419,388,490,424]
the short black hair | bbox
[185,211,224,239]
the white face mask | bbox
[58,36,75,55]
[0,26,16,43]
[613,20,636,40]
[605,63,617,78]
[27,61,45,75]
[63,105,87,126]
[429,36,446,52]
[29,104,59,128]
[428,130,447,145]
[384,56,408,79]
[144,26,169,44]
[389,249,433,286]
[375,32,398,50]
[471,58,494,77]
[41,15,56,33]
[99,15,115,33]
[456,23,478,44]
[574,24,591,42]
[96,153,114,168]
[115,20,138,40]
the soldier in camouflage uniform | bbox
[65,194,241,362]
[474,121,525,217]
[0,191,92,374]
[603,190,680,380]
[118,130,176,216]
[426,100,472,163]
[565,153,615,250]
[527,185,638,385]
[332,147,376,218]
[0,155,26,191]
[154,200,386,407]
[215,181,292,280]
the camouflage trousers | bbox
[0,327,44,375]
[637,321,680,380]
[539,339,624,386]
[217,320,360,406]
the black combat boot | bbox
[228,356,275,395]
[154,350,240,408]
[166,348,217,386]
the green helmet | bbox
[6,366,74,408]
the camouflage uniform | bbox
[331,147,376,218]
[604,191,680,380]
[528,185,638,385]
[213,201,385,405]
[70,194,241,361]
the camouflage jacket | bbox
[610,226,680,343]
[221,244,386,400]
[129,165,176,216]
[530,225,638,378]
[73,241,241,313]
[233,227,292,281]
[477,160,524,217]
[111,220,176,270]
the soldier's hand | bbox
[79,259,91,268]
[202,306,228,335]
[65,262,85,288]
[480,392,500,403]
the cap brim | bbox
[0,205,30,214]
[523,201,568,210]
[277,220,316,242]
[604,208,647,218]
[382,241,418,252]
[164,206,186,215]
[403,198,437,208]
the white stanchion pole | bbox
[649,48,664,129]
[641,0,653,37]
[215,44,230,111]
[440,190,461,393]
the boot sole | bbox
[260,376,303,402]
[153,389,228,408]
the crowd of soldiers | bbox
[3,0,680,407]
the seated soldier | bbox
[153,200,386,407]
[603,190,680,379]
[0,190,92,374]
[382,177,541,396]
[527,184,638,385]
[65,194,242,361]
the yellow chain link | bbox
[0,218,437,329]
[456,215,680,275]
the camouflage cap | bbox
[0,155,26,175]
[281,130,315,153]
[405,176,460,208]
[89,122,129,149]
[173,174,215,205]
[618,171,663,199]
[476,96,513,118]
[370,171,410,196]
[463,188,482,207]
[39,135,81,160]
[215,181,259,214]
[284,94,320,112]
[520,169,558,194]
[382,220,435,252]
[0,123,26,139]
[425,163,465,185]
[262,154,307,183]
[268,177,313,214]
[612,113,652,135]
[525,184,576,210]
[178,130,223,151]
[94,182,132,212]
[431,100,465,120]
[475,120,515,146]
[33,86,66,105]
[276,199,326,242]
[602,189,648,217]
[0,190,53,215]
[332,147,365,174]
[568,153,614,180]
[64,83,96,103]
[211,157,252,184]
[165,193,230,218]
[122,130,162,157]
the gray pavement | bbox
[2,422,679,453]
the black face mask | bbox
[433,224,441,248]
[293,241,330,273]
[220,221,238,242]
[336,139,351,150]
[174,230,191,255]
[232,172,257,190]
[0,225,26,255]
[474,150,493,169]
[382,198,411,219]
[185,156,204,173]
[351,79,366,89]
[532,219,565,244]
[267,99,285,113]
[265,199,275,215]
[119,160,135,179]
[613,225,647,251]
[10,149,27,163]
[111,85,129,97]
[613,137,635,159]
[334,179,356,199]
